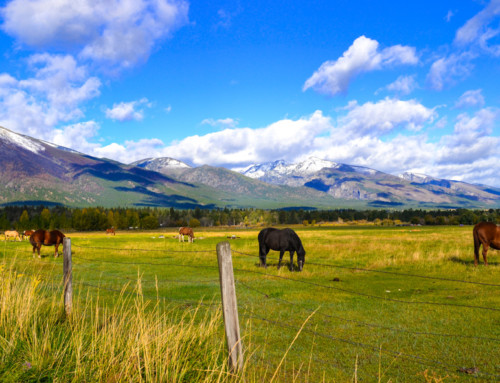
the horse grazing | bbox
[4,230,21,241]
[473,222,500,266]
[179,227,194,243]
[258,228,306,271]
[30,229,65,258]
[106,228,115,235]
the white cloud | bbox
[0,53,101,139]
[93,138,165,162]
[303,36,418,96]
[105,98,150,122]
[164,110,332,166]
[1,0,190,69]
[385,75,418,95]
[454,0,500,56]
[339,98,436,136]
[201,117,239,129]
[445,10,454,22]
[426,52,475,91]
[455,89,485,108]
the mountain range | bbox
[1,125,499,209]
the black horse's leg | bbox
[259,247,268,268]
[278,250,285,269]
[289,251,295,271]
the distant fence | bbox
[7,238,500,380]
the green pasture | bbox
[1,225,500,382]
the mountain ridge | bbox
[1,126,499,209]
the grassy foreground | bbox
[1,225,500,382]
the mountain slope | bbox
[130,159,344,209]
[0,127,214,208]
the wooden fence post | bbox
[63,237,72,316]
[217,241,244,372]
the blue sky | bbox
[0,0,499,186]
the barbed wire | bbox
[240,308,500,380]
[72,262,219,285]
[73,254,219,271]
[72,243,217,254]
[232,267,500,312]
[73,281,220,309]
[232,249,500,287]
[236,279,500,343]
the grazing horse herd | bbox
[2,222,498,267]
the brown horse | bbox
[106,228,115,235]
[4,230,21,241]
[30,229,65,258]
[473,222,500,266]
[179,227,194,243]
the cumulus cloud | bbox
[303,36,418,96]
[455,89,485,109]
[1,0,190,69]
[339,98,436,136]
[163,110,332,166]
[0,53,101,139]
[105,98,151,122]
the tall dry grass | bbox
[0,263,236,382]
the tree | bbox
[189,218,201,228]
[40,208,51,229]
[141,215,158,230]
[19,210,30,230]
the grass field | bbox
[1,225,499,382]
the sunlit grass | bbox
[1,225,500,382]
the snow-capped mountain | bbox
[237,157,500,206]
[131,157,192,173]
[241,157,379,185]
[242,157,336,180]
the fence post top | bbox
[216,241,231,251]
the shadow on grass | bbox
[254,261,301,271]
[449,256,499,266]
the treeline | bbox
[0,205,499,232]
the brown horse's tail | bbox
[473,225,481,264]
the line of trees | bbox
[0,205,499,232]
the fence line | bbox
[72,243,217,253]
[72,261,219,284]
[232,249,500,287]
[236,280,500,343]
[73,254,219,271]
[73,281,221,309]
[232,267,500,312]
[239,308,500,380]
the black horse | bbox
[258,228,306,271]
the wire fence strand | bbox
[232,249,500,287]
[236,279,500,343]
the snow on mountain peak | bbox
[241,157,337,179]
[399,172,433,183]
[132,157,191,170]
[0,127,45,154]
